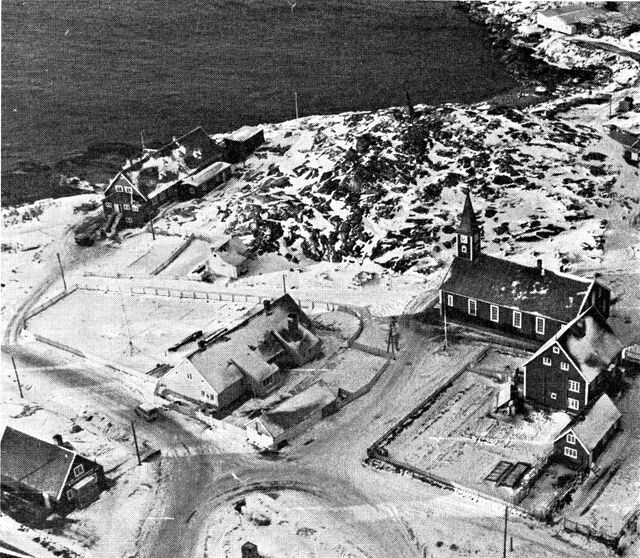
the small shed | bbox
[224,126,264,163]
[246,380,338,450]
[617,96,634,113]
[553,394,621,469]
[1,427,106,511]
[205,235,249,279]
[179,161,232,200]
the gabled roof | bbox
[1,427,75,499]
[523,306,622,383]
[457,190,479,235]
[256,380,337,439]
[225,126,263,143]
[231,349,278,384]
[555,394,621,452]
[441,254,591,323]
[184,354,243,395]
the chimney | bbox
[53,434,64,446]
[287,313,299,335]
[263,299,271,315]
[197,339,206,350]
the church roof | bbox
[457,191,479,235]
[441,254,591,323]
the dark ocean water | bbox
[1,0,516,173]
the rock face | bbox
[155,95,621,275]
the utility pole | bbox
[149,217,156,240]
[443,302,449,350]
[140,130,145,151]
[131,421,142,466]
[503,506,509,558]
[294,91,299,119]
[56,253,67,291]
[12,357,24,399]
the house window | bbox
[187,373,193,380]
[561,362,570,372]
[461,245,467,254]
[490,305,499,323]
[123,204,131,210]
[73,464,84,478]
[105,202,113,209]
[67,489,74,500]
[263,375,274,387]
[132,204,139,212]
[543,357,552,366]
[447,294,453,307]
[126,217,133,224]
[567,433,576,444]
[124,186,132,194]
[568,398,579,411]
[553,346,560,354]
[468,299,477,316]
[512,311,522,329]
[535,317,546,335]
[460,235,468,244]
[550,392,557,400]
[568,380,580,393]
[115,185,123,192]
[564,447,578,459]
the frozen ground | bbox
[26,289,253,373]
[384,371,571,502]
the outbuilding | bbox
[246,380,338,450]
[553,394,621,469]
[224,126,264,163]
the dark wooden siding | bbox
[554,432,590,470]
[524,344,586,413]
[441,291,565,343]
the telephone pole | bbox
[56,253,67,291]
[131,421,142,466]
[149,217,156,240]
[12,357,24,399]
[294,91,299,119]
[503,506,509,558]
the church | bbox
[439,190,611,344]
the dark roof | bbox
[1,427,75,499]
[457,191,479,235]
[441,254,591,322]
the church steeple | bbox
[456,189,481,261]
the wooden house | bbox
[1,427,106,511]
[522,307,623,414]
[553,393,621,469]
[439,191,610,343]
[157,295,322,411]
[246,380,338,450]
[102,127,225,228]
[224,126,264,164]
[205,235,250,279]
[178,161,232,200]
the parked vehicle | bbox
[135,404,159,422]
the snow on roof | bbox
[558,394,621,452]
[226,126,263,143]
[213,249,248,268]
[562,312,623,383]
[257,380,337,438]
[539,7,606,25]
[187,294,313,392]
[231,349,277,383]
[0,426,76,498]
[441,253,591,322]
[182,161,231,187]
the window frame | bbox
[490,305,499,323]
[460,244,468,254]
[73,464,84,478]
[115,185,123,192]
[550,392,557,400]
[512,311,522,329]
[125,217,133,224]
[568,380,580,393]
[543,357,552,366]
[535,317,546,335]
[124,186,133,194]
[105,201,113,209]
[564,447,578,459]
[468,299,477,316]
[553,346,560,354]
[561,362,570,372]
[567,397,579,411]
[567,432,576,445]
[447,294,454,307]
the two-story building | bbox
[439,191,611,344]
[522,306,623,415]
[102,127,226,229]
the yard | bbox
[26,288,253,373]
[383,370,571,502]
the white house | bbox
[205,235,249,279]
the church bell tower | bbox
[456,189,481,262]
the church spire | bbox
[456,189,481,261]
